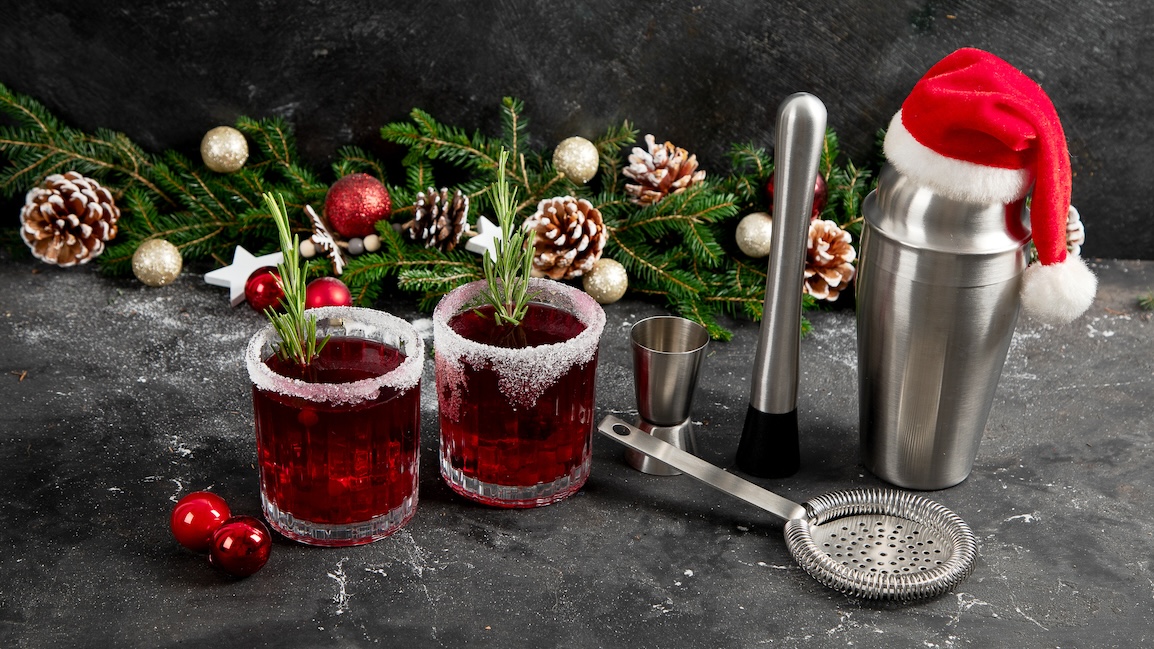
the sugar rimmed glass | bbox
[246,306,424,546]
[434,278,605,508]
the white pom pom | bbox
[1020,256,1097,325]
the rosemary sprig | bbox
[480,148,536,327]
[262,192,327,366]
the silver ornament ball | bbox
[132,238,183,287]
[552,136,599,184]
[736,212,774,258]
[200,126,249,173]
[582,258,628,304]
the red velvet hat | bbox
[883,47,1096,325]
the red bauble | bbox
[245,267,284,312]
[325,173,391,238]
[305,276,353,309]
[209,515,272,578]
[766,171,827,219]
[171,491,231,553]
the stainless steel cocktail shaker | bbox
[856,164,1031,490]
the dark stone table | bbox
[1,256,1151,648]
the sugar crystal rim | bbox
[432,278,606,410]
[432,278,606,360]
[246,306,425,404]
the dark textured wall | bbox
[3,0,1151,259]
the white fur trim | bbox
[883,112,1033,205]
[1020,256,1097,325]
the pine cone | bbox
[20,171,120,266]
[407,187,469,251]
[623,134,706,205]
[524,196,607,280]
[804,219,856,301]
[1066,205,1085,256]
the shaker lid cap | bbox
[883,47,1095,325]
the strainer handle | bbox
[598,416,807,522]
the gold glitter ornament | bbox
[581,258,628,304]
[552,136,599,184]
[735,212,774,258]
[132,238,183,286]
[200,126,249,173]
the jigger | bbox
[627,316,710,475]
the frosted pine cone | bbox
[407,187,469,252]
[523,196,607,280]
[623,134,706,205]
[20,171,120,266]
[804,219,856,301]
[1066,205,1085,256]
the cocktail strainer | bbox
[598,416,977,601]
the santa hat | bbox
[883,47,1096,325]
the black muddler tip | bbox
[735,405,799,478]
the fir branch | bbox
[332,145,388,181]
[382,108,493,174]
[669,296,731,342]
[0,83,172,202]
[828,160,870,237]
[593,121,637,195]
[338,225,482,306]
[722,142,772,208]
[396,267,483,295]
[820,128,840,179]
[609,232,703,300]
[1,88,878,340]
[500,97,529,163]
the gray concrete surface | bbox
[0,256,1151,647]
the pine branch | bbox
[820,128,840,179]
[1,88,877,339]
[500,97,529,164]
[332,145,387,181]
[593,121,637,195]
[381,108,494,174]
[338,225,483,306]
[0,83,172,202]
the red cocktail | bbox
[434,279,605,508]
[246,307,424,546]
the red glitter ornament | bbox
[766,171,827,219]
[305,276,353,309]
[170,491,231,553]
[244,267,284,312]
[324,173,391,238]
[209,516,272,577]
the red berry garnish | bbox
[170,491,231,553]
[209,516,272,577]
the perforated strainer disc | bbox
[598,416,978,601]
[785,488,977,600]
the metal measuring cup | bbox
[626,316,710,475]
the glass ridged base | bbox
[440,455,590,509]
[261,491,418,547]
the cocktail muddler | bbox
[626,316,710,475]
[736,93,827,478]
